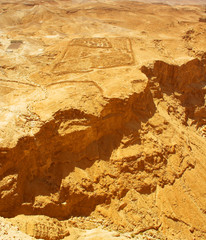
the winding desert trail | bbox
[0,0,206,239]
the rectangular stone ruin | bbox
[7,40,23,50]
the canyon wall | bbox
[0,1,206,239]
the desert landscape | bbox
[0,0,206,239]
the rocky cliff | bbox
[0,0,206,239]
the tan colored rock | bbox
[0,0,206,240]
[0,217,35,239]
[8,215,70,240]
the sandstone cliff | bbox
[0,0,206,239]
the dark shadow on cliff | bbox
[141,58,206,126]
[0,90,156,219]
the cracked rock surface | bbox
[0,0,206,239]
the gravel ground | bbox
[0,217,35,240]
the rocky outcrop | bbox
[0,217,35,240]
[141,58,206,128]
[9,215,70,240]
[0,1,206,240]
[1,57,205,239]
[0,79,156,217]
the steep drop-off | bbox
[0,0,206,240]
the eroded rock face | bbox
[142,58,206,128]
[9,215,70,240]
[0,0,206,240]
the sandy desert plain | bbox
[0,0,206,239]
